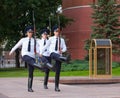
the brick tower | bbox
[62,0,95,59]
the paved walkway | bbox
[0,77,120,98]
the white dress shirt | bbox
[37,38,50,57]
[9,37,39,58]
[48,36,67,54]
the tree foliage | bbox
[85,0,120,54]
[0,0,72,49]
[0,0,73,67]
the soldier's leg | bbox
[43,56,51,89]
[28,64,34,92]
[55,60,61,92]
[44,68,49,89]
[50,53,61,61]
[22,55,42,69]
[50,52,69,63]
[39,56,53,69]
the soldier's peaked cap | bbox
[24,26,34,33]
[40,28,49,35]
[52,25,60,32]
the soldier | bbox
[9,26,52,92]
[48,25,68,92]
[38,28,51,89]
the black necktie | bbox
[28,39,31,52]
[44,39,46,46]
[55,38,58,51]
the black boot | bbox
[44,85,48,89]
[66,54,71,64]
[33,63,44,70]
[45,63,53,69]
[55,84,60,92]
[59,56,67,62]
[55,75,60,92]
[55,86,60,92]
[28,78,34,92]
[44,70,49,89]
[59,54,71,63]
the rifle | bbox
[49,16,52,36]
[32,10,39,64]
[57,14,71,62]
[32,10,43,64]
[32,10,36,54]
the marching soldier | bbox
[9,26,40,92]
[48,25,68,92]
[9,26,52,92]
[38,28,51,89]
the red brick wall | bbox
[62,0,94,9]
[62,5,93,59]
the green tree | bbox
[0,0,72,68]
[85,0,120,55]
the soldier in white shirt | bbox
[48,25,68,92]
[9,26,43,92]
[38,28,52,89]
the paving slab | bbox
[0,77,120,98]
[0,93,9,98]
[50,76,120,84]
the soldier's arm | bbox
[61,39,67,53]
[9,39,23,55]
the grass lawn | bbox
[0,60,120,77]
[0,67,89,77]
[0,67,120,77]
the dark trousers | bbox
[38,56,49,64]
[50,53,61,61]
[22,55,35,66]
[22,55,35,89]
[22,55,35,78]
[43,56,51,86]
[50,53,61,88]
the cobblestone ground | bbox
[0,77,120,98]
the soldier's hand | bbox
[9,52,12,56]
[39,54,43,57]
[59,50,62,54]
